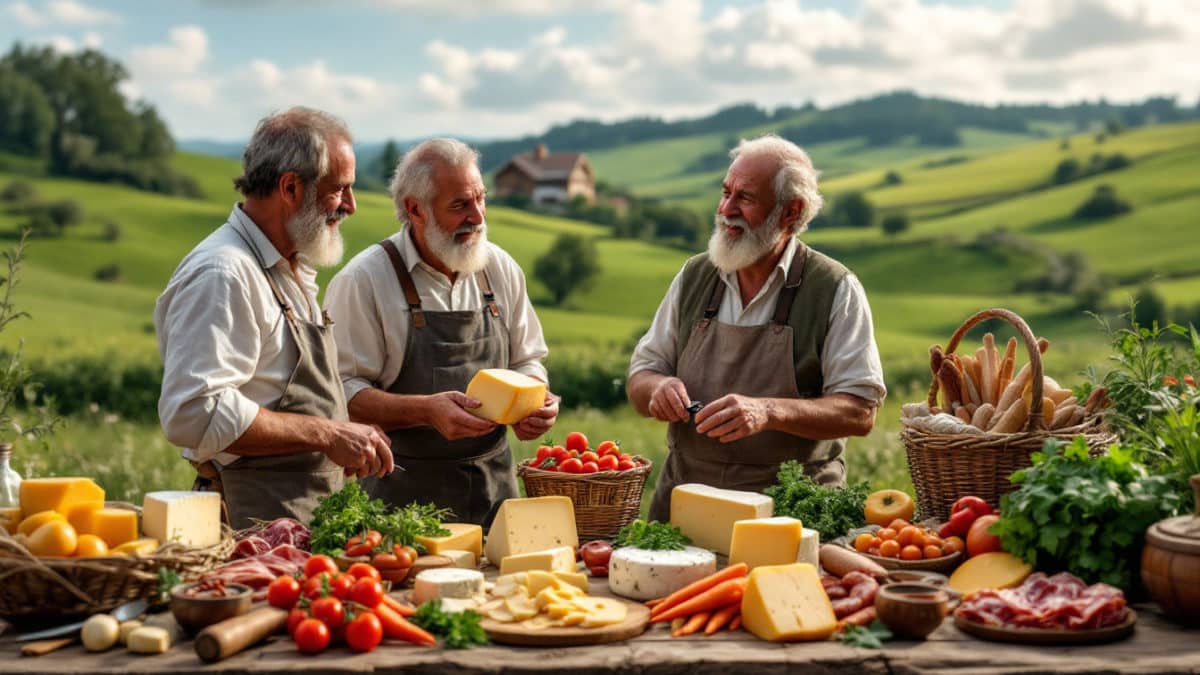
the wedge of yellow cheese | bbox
[948,552,1033,597]
[77,508,140,548]
[465,369,546,425]
[416,523,483,562]
[484,496,578,564]
[741,562,837,642]
[669,483,773,555]
[19,477,104,516]
[729,516,805,570]
[499,546,577,576]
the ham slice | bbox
[957,572,1128,630]
[202,544,311,600]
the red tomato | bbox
[344,542,373,557]
[594,440,619,456]
[580,461,599,474]
[617,458,635,471]
[345,612,383,652]
[349,578,385,608]
[392,544,419,567]
[559,457,583,473]
[310,596,345,631]
[597,454,619,471]
[329,572,355,600]
[966,514,1003,557]
[580,451,600,464]
[364,530,383,548]
[287,607,308,636]
[347,562,382,582]
[303,573,331,600]
[293,618,331,654]
[371,552,404,571]
[564,431,589,453]
[304,555,339,579]
[535,445,553,462]
[550,446,569,463]
[267,575,302,609]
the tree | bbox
[0,180,36,205]
[881,212,909,236]
[0,66,54,157]
[832,191,875,228]
[882,170,903,186]
[1052,158,1080,184]
[378,139,400,184]
[1074,184,1132,219]
[534,234,600,306]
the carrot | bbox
[728,614,742,631]
[645,598,664,609]
[650,563,748,619]
[382,594,416,617]
[374,603,437,645]
[838,605,877,629]
[669,617,686,634]
[651,577,748,623]
[673,612,711,637]
[704,603,740,635]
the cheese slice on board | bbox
[499,546,577,575]
[465,369,546,425]
[142,491,221,548]
[669,483,772,555]
[416,523,482,561]
[484,496,578,564]
[19,477,104,516]
[741,562,837,642]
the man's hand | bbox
[694,394,771,443]
[425,391,498,440]
[326,421,394,478]
[513,391,560,441]
[647,376,691,423]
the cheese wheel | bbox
[607,545,716,601]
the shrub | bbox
[0,179,36,205]
[102,221,121,242]
[546,351,629,411]
[94,263,120,282]
[17,352,162,423]
[1074,184,1132,219]
[1052,158,1080,184]
[882,170,903,186]
[831,191,875,228]
[880,213,909,236]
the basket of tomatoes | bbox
[517,432,652,541]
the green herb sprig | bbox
[764,462,871,541]
[837,621,892,649]
[308,482,452,556]
[410,600,490,649]
[612,519,691,550]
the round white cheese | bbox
[412,568,486,605]
[607,545,717,601]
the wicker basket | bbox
[0,502,234,623]
[518,457,652,541]
[901,308,1118,522]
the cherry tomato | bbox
[559,457,583,473]
[329,572,355,600]
[392,544,418,567]
[345,541,373,557]
[310,596,345,631]
[293,618,331,654]
[580,451,600,464]
[580,461,599,473]
[564,431,589,453]
[597,454,619,471]
[267,575,302,609]
[303,572,332,600]
[372,552,410,571]
[345,611,383,652]
[349,578,385,608]
[364,530,383,548]
[594,440,619,456]
[347,562,382,582]
[287,607,308,636]
[550,446,569,463]
[535,445,553,462]
[304,554,338,579]
[617,458,635,471]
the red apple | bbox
[579,540,613,570]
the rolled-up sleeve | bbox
[628,269,684,378]
[821,275,887,405]
[156,265,263,461]
[326,265,389,403]
[500,255,549,384]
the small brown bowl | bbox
[886,570,950,587]
[170,582,253,634]
[875,582,960,640]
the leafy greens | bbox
[764,461,870,541]
[410,600,490,649]
[613,519,691,550]
[308,481,451,556]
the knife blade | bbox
[17,598,149,642]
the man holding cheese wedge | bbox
[628,135,887,522]
[326,138,558,526]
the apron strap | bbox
[230,222,300,325]
[475,269,500,318]
[772,243,808,326]
[702,274,723,321]
[378,238,427,328]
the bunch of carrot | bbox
[645,563,748,637]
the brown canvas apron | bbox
[358,238,517,527]
[190,226,347,530]
[648,246,846,522]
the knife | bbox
[17,598,149,642]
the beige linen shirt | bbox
[155,205,323,465]
[325,228,549,403]
[629,237,887,404]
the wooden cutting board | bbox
[480,599,651,647]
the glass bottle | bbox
[0,443,21,508]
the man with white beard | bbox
[628,135,886,522]
[326,138,557,526]
[156,107,394,528]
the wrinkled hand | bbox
[427,391,498,440]
[694,394,771,442]
[326,421,394,478]
[513,391,560,441]
[647,376,691,423]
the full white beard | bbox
[425,218,490,275]
[707,205,784,273]
[286,192,346,268]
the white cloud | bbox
[368,0,630,16]
[81,30,101,48]
[48,0,116,24]
[128,25,209,78]
[7,1,43,26]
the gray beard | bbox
[286,192,346,268]
[425,218,489,275]
[707,206,784,273]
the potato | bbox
[82,614,120,652]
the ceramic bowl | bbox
[169,582,253,634]
[875,582,960,640]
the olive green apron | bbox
[358,238,517,528]
[648,245,846,522]
[191,225,347,530]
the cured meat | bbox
[201,544,311,600]
[231,537,271,560]
[232,518,310,554]
[957,572,1128,630]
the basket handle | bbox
[926,308,1045,433]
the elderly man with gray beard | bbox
[628,134,886,522]
[325,138,558,527]
[156,107,394,529]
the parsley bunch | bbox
[613,519,691,550]
[837,621,892,649]
[410,600,490,649]
[308,482,452,556]
[764,461,870,541]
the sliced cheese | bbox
[142,491,221,548]
[499,546,577,575]
[729,516,804,570]
[741,562,837,642]
[416,523,482,561]
[669,483,773,555]
[412,568,486,605]
[948,552,1033,597]
[798,528,820,567]
[552,570,590,594]
[607,545,717,601]
[112,538,160,556]
[81,508,140,548]
[440,549,477,569]
[19,477,104,516]
[484,496,578,564]
[465,369,547,425]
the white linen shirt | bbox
[325,228,549,405]
[155,205,323,466]
[629,237,887,404]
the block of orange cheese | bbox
[20,477,105,516]
[464,369,546,425]
[78,507,140,548]
[740,562,838,642]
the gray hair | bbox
[233,107,352,198]
[729,134,824,233]
[389,138,480,224]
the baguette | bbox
[966,352,984,395]
[996,337,1017,401]
[970,403,995,429]
[938,360,963,410]
[1068,406,1086,426]
[982,334,998,405]
[1040,396,1055,428]
[954,404,972,424]
[1084,386,1109,415]
[1051,403,1078,429]
[996,362,1033,415]
[1054,395,1078,411]
[990,397,1029,433]
[930,345,945,379]
[961,355,982,407]
[950,354,968,405]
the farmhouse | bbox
[493,144,596,207]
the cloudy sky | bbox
[2,0,1197,142]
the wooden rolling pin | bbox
[194,606,288,663]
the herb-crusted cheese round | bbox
[607,545,717,600]
[412,568,486,605]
